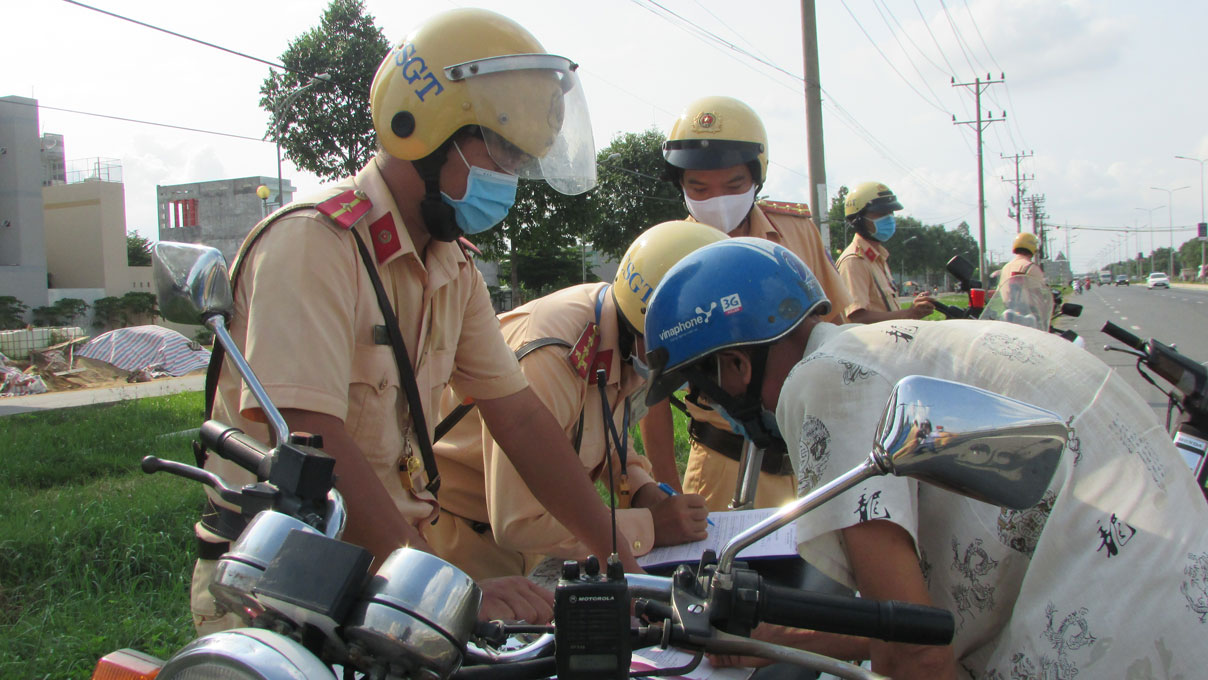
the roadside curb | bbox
[0,375,205,417]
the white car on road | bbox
[1147,272,1170,289]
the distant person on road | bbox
[998,232,1046,284]
[836,181,937,323]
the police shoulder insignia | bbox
[315,189,372,230]
[568,322,601,380]
[758,200,812,218]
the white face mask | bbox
[684,185,756,233]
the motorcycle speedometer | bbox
[157,628,335,679]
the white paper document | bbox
[637,507,799,569]
[631,645,755,679]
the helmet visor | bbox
[448,54,596,195]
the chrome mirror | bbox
[153,242,233,325]
[873,375,1066,510]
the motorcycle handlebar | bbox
[759,583,954,646]
[200,420,271,479]
[931,301,967,319]
[1101,321,1145,352]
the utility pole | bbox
[953,73,1006,283]
[1023,194,1047,258]
[800,0,828,252]
[1001,151,1033,233]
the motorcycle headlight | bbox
[157,628,334,680]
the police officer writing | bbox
[644,95,854,512]
[837,182,937,323]
[192,9,634,633]
[428,222,720,580]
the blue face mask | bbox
[629,354,651,381]
[871,214,896,242]
[441,142,519,235]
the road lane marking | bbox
[1131,325,1141,330]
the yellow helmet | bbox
[370,8,596,195]
[613,220,728,332]
[844,181,903,220]
[1012,232,1040,255]
[663,96,768,185]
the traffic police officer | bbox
[836,181,937,323]
[649,95,854,512]
[192,8,627,634]
[428,221,723,580]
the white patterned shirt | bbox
[779,320,1208,678]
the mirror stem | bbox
[207,316,291,447]
[716,457,880,577]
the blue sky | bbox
[5,0,1206,273]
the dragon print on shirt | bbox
[980,332,1045,364]
[986,604,1096,680]
[997,490,1056,558]
[950,537,999,627]
[796,415,831,495]
[1182,552,1208,623]
[1108,420,1168,491]
[837,358,876,385]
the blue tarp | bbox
[78,325,210,377]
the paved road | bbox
[1056,282,1208,426]
[0,374,205,417]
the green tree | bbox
[0,296,28,330]
[261,0,389,182]
[585,129,685,260]
[50,298,89,327]
[127,231,152,266]
[31,306,61,327]
[119,292,159,326]
[92,297,122,330]
[826,186,850,259]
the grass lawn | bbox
[0,392,205,679]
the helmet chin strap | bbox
[684,345,782,451]
[413,140,463,243]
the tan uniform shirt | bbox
[836,233,898,316]
[681,202,848,510]
[207,157,527,528]
[998,255,1045,283]
[429,283,656,578]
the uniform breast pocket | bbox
[347,343,400,461]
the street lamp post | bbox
[1151,185,1189,276]
[1174,154,1207,277]
[1135,205,1165,274]
[273,73,330,209]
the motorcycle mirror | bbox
[1060,302,1083,317]
[872,375,1066,510]
[153,242,234,325]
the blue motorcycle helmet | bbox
[643,238,830,448]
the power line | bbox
[938,0,984,76]
[842,0,950,114]
[913,0,959,77]
[7,98,266,143]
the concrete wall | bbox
[158,176,293,264]
[0,96,50,310]
[43,180,128,292]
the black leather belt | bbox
[688,420,792,476]
[197,536,230,561]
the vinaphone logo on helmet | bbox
[658,294,740,341]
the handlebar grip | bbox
[932,301,967,319]
[200,420,270,478]
[1101,321,1145,351]
[759,584,954,646]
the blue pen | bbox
[658,482,715,526]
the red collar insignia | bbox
[369,213,401,263]
[568,322,601,380]
[315,189,372,230]
[864,247,877,261]
[589,349,613,385]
